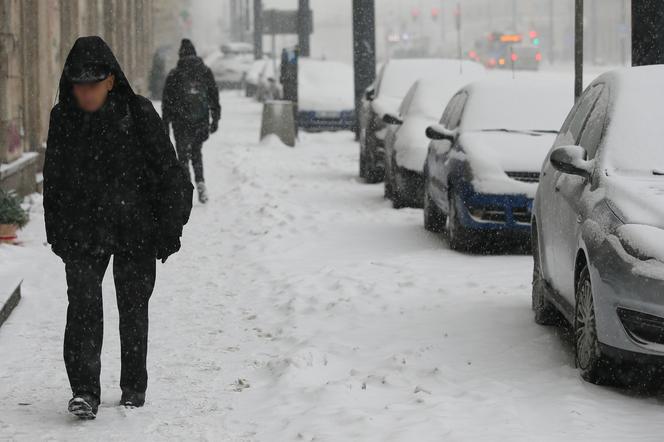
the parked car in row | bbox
[359,58,485,183]
[298,59,355,132]
[422,78,572,250]
[245,58,267,97]
[532,66,664,383]
[382,66,485,208]
[206,42,254,89]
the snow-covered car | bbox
[423,78,572,251]
[359,58,484,183]
[382,70,485,209]
[532,66,664,384]
[245,58,267,97]
[298,59,355,132]
[256,59,281,102]
[206,42,254,89]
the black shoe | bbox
[120,390,145,408]
[68,393,99,420]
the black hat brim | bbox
[66,64,111,84]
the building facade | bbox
[0,0,158,196]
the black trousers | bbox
[174,130,204,184]
[63,252,155,400]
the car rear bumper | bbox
[455,184,533,233]
[298,111,355,131]
[590,235,664,358]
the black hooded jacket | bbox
[162,39,220,139]
[43,37,191,258]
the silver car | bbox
[533,66,664,384]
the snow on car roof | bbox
[378,58,485,101]
[460,77,573,132]
[298,59,354,112]
[405,72,485,120]
[597,66,664,174]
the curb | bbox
[0,280,22,329]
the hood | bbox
[59,36,134,110]
[394,115,436,172]
[605,175,664,228]
[179,39,197,58]
[459,131,556,197]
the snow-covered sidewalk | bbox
[2,93,664,441]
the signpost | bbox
[352,0,376,138]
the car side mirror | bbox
[426,124,456,142]
[383,113,403,126]
[549,145,593,178]
[365,88,375,101]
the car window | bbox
[447,92,468,130]
[555,85,602,147]
[579,86,609,159]
[440,94,461,126]
[399,84,417,116]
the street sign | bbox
[263,9,313,35]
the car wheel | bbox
[423,182,445,233]
[446,189,472,251]
[392,164,406,209]
[575,265,615,384]
[532,226,560,325]
[384,159,393,199]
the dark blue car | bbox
[422,78,572,251]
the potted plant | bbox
[0,189,29,244]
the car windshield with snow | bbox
[423,78,572,251]
[297,59,355,132]
[359,58,485,183]
[382,67,485,209]
[533,66,664,384]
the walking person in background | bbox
[162,39,221,204]
[43,36,193,419]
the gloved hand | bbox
[210,119,219,134]
[156,237,181,263]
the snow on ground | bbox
[2,91,664,441]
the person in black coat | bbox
[43,36,192,419]
[162,39,221,204]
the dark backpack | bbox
[129,99,193,232]
[178,76,210,124]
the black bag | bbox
[130,99,193,232]
[178,77,210,124]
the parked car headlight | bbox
[617,224,664,262]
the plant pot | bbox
[0,224,18,244]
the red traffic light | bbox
[411,7,421,18]
[431,7,440,18]
[529,30,538,39]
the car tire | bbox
[423,182,445,233]
[446,189,473,251]
[392,164,406,209]
[531,228,560,326]
[575,265,615,385]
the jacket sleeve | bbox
[135,96,190,240]
[43,106,68,249]
[161,72,176,125]
[205,66,221,122]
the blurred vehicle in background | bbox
[471,31,543,71]
[206,42,254,89]
[245,58,267,97]
[256,59,282,102]
[359,58,483,183]
[298,59,355,132]
[423,78,572,251]
[382,63,485,208]
[533,67,664,384]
